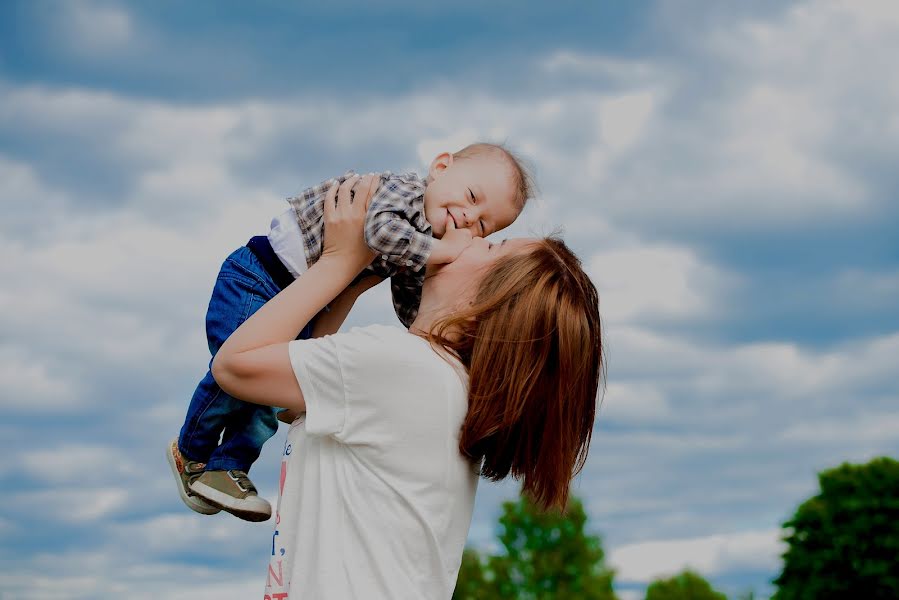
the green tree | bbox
[773,456,899,600]
[454,548,494,600]
[454,495,618,599]
[644,570,727,600]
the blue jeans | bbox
[178,246,312,472]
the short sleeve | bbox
[288,336,347,437]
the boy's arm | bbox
[366,209,475,267]
[364,210,433,272]
[363,175,436,272]
[427,227,474,265]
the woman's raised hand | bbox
[321,174,379,274]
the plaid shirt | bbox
[286,170,433,328]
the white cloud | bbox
[541,0,899,229]
[0,155,69,230]
[588,243,739,323]
[0,549,263,600]
[725,332,899,402]
[0,203,281,400]
[112,513,254,556]
[600,430,747,454]
[608,528,784,583]
[600,382,671,424]
[704,0,899,204]
[580,324,899,551]
[0,572,103,600]
[0,347,82,411]
[416,129,482,166]
[607,327,899,415]
[538,51,662,86]
[599,92,656,152]
[585,90,661,184]
[10,488,129,523]
[714,84,865,213]
[64,1,134,53]
[20,445,136,483]
[780,411,899,444]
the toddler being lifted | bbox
[167,142,532,521]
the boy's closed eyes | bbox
[422,146,526,264]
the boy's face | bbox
[423,152,521,239]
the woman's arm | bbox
[276,274,384,424]
[211,174,379,412]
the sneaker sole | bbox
[166,440,221,516]
[190,480,272,522]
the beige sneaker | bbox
[166,438,221,515]
[190,469,272,522]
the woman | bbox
[212,174,603,599]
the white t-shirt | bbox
[268,209,308,279]
[264,324,480,600]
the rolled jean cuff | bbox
[204,457,253,472]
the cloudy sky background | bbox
[1,1,897,598]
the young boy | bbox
[167,142,532,521]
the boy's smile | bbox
[423,151,522,239]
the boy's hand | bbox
[428,216,474,264]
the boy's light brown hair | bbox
[453,142,536,211]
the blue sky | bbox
[1,1,898,598]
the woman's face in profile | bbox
[426,237,537,291]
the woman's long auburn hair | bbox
[426,237,603,511]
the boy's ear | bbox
[428,152,454,178]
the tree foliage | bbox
[773,456,899,600]
[454,548,494,600]
[453,495,618,599]
[644,570,727,600]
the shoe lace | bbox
[228,470,257,494]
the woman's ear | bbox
[428,152,454,179]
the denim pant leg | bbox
[212,312,313,472]
[179,246,310,472]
